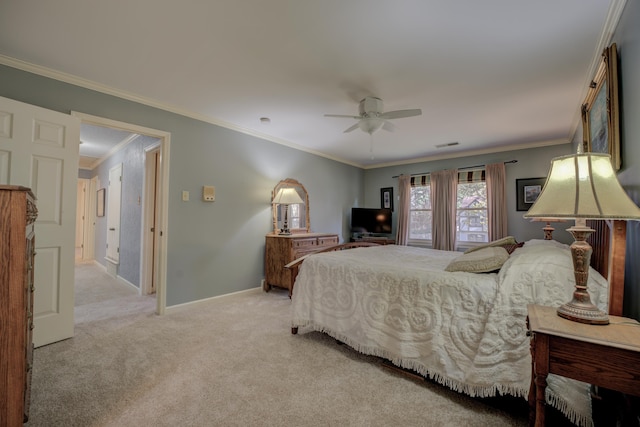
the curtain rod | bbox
[391,159,518,179]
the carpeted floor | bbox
[25,262,549,426]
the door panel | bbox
[31,155,63,224]
[32,247,60,316]
[0,150,8,183]
[0,95,79,347]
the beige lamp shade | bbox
[524,153,640,324]
[272,187,304,205]
[524,153,640,220]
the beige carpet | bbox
[24,262,551,426]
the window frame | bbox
[407,176,488,248]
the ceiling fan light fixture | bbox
[325,96,421,138]
[359,118,384,134]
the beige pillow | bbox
[464,236,518,254]
[445,246,510,273]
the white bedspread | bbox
[291,240,609,427]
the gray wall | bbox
[92,134,160,287]
[0,64,363,307]
[612,0,640,320]
[363,144,575,246]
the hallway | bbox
[74,262,155,325]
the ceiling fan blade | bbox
[382,121,395,132]
[343,123,360,133]
[380,109,422,120]
[324,114,361,119]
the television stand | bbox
[351,236,395,245]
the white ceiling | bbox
[0,0,621,168]
[78,123,140,170]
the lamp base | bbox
[557,223,609,325]
[557,301,609,325]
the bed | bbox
[287,222,626,427]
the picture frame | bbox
[97,188,105,217]
[516,178,545,211]
[582,43,620,170]
[380,187,393,211]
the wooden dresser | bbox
[264,233,339,297]
[0,185,37,425]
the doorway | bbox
[75,179,89,261]
[72,112,170,315]
[142,144,161,295]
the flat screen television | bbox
[350,207,392,235]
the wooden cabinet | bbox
[0,185,37,425]
[264,233,339,296]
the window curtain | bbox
[486,162,507,241]
[395,175,411,245]
[431,169,458,251]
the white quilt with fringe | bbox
[291,240,609,427]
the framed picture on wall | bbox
[516,178,545,211]
[97,188,105,217]
[380,187,393,211]
[582,43,620,170]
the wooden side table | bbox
[526,304,640,427]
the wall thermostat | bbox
[203,185,215,202]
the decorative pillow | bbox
[501,241,525,254]
[464,236,518,254]
[445,246,510,273]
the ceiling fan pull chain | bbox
[369,134,375,159]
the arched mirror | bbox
[272,178,310,234]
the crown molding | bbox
[0,54,363,168]
[364,138,570,170]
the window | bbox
[409,185,432,240]
[409,175,488,244]
[456,182,488,243]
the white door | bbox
[0,96,79,347]
[106,163,122,263]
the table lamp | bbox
[272,187,304,235]
[524,153,640,324]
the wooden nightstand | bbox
[526,304,640,427]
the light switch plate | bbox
[182,190,189,202]
[203,185,215,202]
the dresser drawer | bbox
[318,236,338,247]
[292,238,318,249]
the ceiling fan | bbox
[325,96,422,135]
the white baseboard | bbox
[116,275,140,293]
[165,287,261,313]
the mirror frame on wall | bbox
[272,178,310,234]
